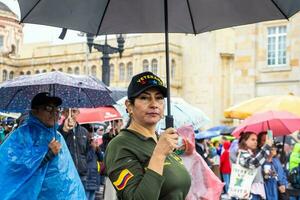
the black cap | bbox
[127,71,167,99]
[31,92,62,108]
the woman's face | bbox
[270,147,277,157]
[126,88,164,127]
[245,133,258,151]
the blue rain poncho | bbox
[0,114,86,200]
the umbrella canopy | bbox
[0,71,115,112]
[207,125,236,135]
[195,130,220,140]
[232,111,300,137]
[18,0,300,35]
[224,94,300,119]
[115,96,210,130]
[17,0,300,127]
[77,106,122,124]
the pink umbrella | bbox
[232,111,300,137]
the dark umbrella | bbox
[0,71,115,112]
[17,0,300,127]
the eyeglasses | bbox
[43,105,63,113]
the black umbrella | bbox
[18,0,300,127]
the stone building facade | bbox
[1,2,300,126]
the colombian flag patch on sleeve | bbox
[113,169,134,190]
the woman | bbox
[236,131,272,200]
[220,140,231,194]
[263,144,288,200]
[104,71,191,200]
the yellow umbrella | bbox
[224,94,300,119]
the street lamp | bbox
[87,34,125,86]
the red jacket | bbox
[220,141,231,174]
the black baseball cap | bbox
[31,92,62,108]
[127,71,167,99]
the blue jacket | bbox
[0,113,86,200]
[273,157,288,187]
[86,148,103,190]
[263,157,288,199]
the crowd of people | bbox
[195,132,300,200]
[0,71,299,200]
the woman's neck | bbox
[128,120,156,138]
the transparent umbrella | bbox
[115,96,210,130]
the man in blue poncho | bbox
[0,92,86,200]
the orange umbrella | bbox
[77,106,122,124]
[224,94,300,119]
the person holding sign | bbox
[229,131,273,200]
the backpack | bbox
[288,165,300,189]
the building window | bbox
[151,59,158,74]
[110,64,114,82]
[58,68,63,72]
[0,35,3,50]
[51,69,56,72]
[267,26,287,66]
[67,67,73,74]
[119,63,125,81]
[9,71,14,80]
[126,62,133,80]
[42,69,47,73]
[142,60,149,72]
[2,70,7,81]
[26,71,31,75]
[171,59,176,79]
[74,67,80,74]
[91,65,97,77]
[20,71,24,75]
[35,70,40,74]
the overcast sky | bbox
[0,0,86,44]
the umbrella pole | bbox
[164,0,173,128]
[282,135,286,168]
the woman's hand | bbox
[153,128,178,158]
[148,128,178,175]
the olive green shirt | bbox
[104,129,191,200]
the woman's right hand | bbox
[152,128,178,158]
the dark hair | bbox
[238,132,256,150]
[125,98,135,128]
[257,131,267,148]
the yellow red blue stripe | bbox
[113,169,134,190]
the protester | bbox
[229,138,239,163]
[86,137,103,200]
[220,140,231,195]
[0,92,85,199]
[289,143,300,172]
[210,140,221,179]
[0,124,5,144]
[101,119,123,152]
[257,131,267,150]
[263,144,288,200]
[59,108,90,194]
[234,131,272,200]
[104,71,191,199]
[196,138,212,167]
